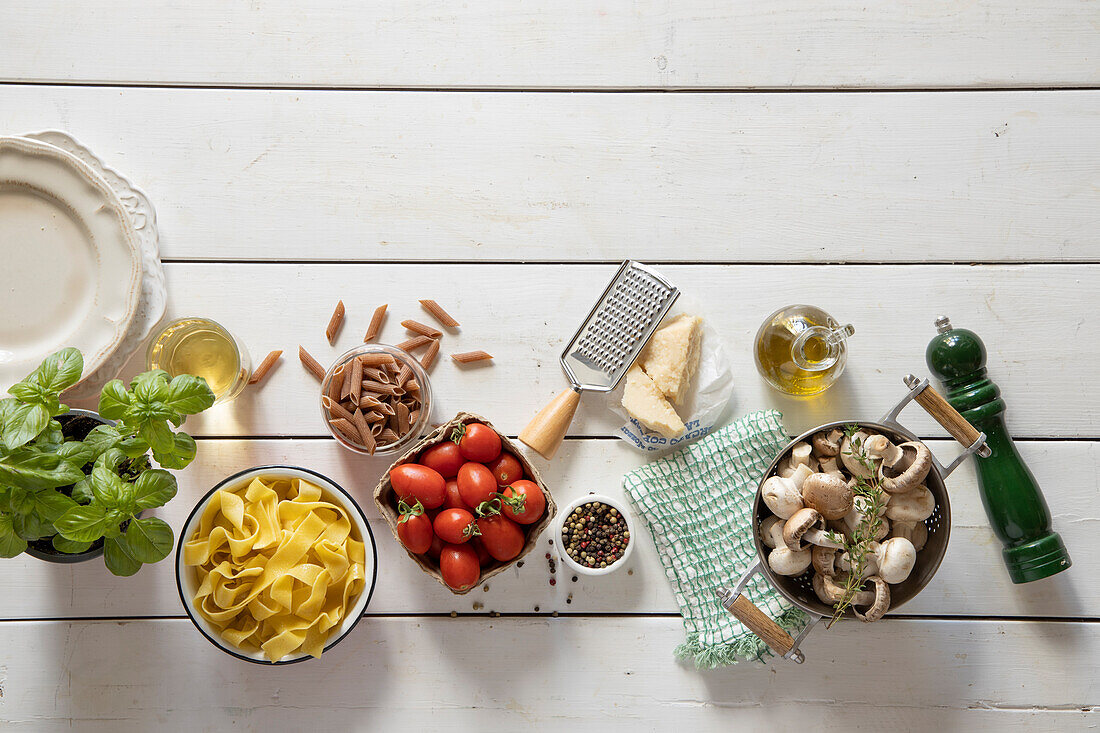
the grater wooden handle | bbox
[519,388,581,459]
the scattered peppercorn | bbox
[450,611,458,617]
[550,578,556,585]
[534,605,540,612]
[571,575,578,583]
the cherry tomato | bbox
[433,508,479,544]
[426,534,444,559]
[420,441,465,479]
[476,514,525,561]
[396,512,434,554]
[389,464,446,509]
[454,422,501,463]
[487,452,524,486]
[440,543,481,591]
[457,462,498,509]
[470,537,493,566]
[500,480,546,525]
[442,479,465,510]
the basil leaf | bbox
[131,371,170,404]
[71,477,94,504]
[152,433,196,470]
[30,348,83,394]
[97,380,131,420]
[0,449,84,490]
[124,517,173,564]
[131,470,177,510]
[52,535,93,554]
[118,436,150,459]
[90,464,126,508]
[81,425,123,462]
[13,510,52,541]
[35,489,78,522]
[7,382,42,403]
[2,402,50,450]
[55,504,109,543]
[104,535,141,576]
[139,420,174,454]
[9,487,34,514]
[57,440,94,466]
[0,514,28,558]
[165,375,216,416]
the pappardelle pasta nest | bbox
[183,476,367,662]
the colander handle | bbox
[716,562,817,663]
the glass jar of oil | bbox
[146,317,252,404]
[754,305,854,396]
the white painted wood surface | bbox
[3,3,1099,729]
[2,86,1099,263]
[3,1,1100,89]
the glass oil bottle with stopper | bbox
[754,305,855,396]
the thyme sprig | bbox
[827,424,887,627]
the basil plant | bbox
[0,348,215,576]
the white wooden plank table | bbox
[2,2,1098,730]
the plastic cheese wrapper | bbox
[605,303,734,454]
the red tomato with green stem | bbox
[452,422,501,463]
[433,508,480,544]
[476,512,525,562]
[487,452,524,486]
[457,462,498,508]
[470,537,493,566]
[419,441,465,479]
[499,480,546,525]
[440,543,481,591]
[396,500,434,554]
[389,464,446,509]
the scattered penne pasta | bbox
[363,304,387,342]
[395,335,434,352]
[326,300,346,344]
[299,346,326,381]
[419,299,460,328]
[420,339,440,370]
[248,350,283,385]
[401,319,442,339]
[450,350,493,364]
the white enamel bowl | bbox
[556,493,636,576]
[175,466,377,665]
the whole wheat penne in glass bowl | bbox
[320,344,433,456]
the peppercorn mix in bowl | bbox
[557,494,635,575]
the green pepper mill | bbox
[926,316,1071,583]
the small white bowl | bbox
[175,465,377,665]
[556,493,636,576]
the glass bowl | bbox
[319,344,433,456]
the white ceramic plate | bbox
[0,136,142,392]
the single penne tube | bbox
[329,417,362,444]
[369,422,384,436]
[326,300,346,345]
[395,362,413,386]
[450,350,494,364]
[363,304,387,342]
[327,364,346,403]
[379,428,399,443]
[395,335,434,352]
[352,408,372,445]
[404,379,420,393]
[362,380,399,395]
[299,346,326,381]
[358,394,383,410]
[400,319,442,339]
[418,299,460,328]
[362,367,386,382]
[363,410,386,423]
[375,402,396,417]
[357,352,396,367]
[420,340,440,370]
[348,356,363,405]
[396,401,410,434]
[338,364,356,401]
[322,396,356,423]
[248,349,283,385]
[408,409,421,426]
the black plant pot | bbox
[23,409,112,564]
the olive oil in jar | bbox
[754,305,854,396]
[146,318,251,403]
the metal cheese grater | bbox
[519,260,679,458]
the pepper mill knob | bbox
[925,317,1071,584]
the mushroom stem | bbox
[802,527,846,550]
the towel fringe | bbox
[674,605,810,668]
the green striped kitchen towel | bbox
[622,409,808,667]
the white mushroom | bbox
[818,457,844,479]
[801,472,854,521]
[873,537,917,584]
[878,441,934,494]
[812,546,840,576]
[789,441,814,469]
[891,520,929,552]
[767,546,812,576]
[884,485,936,523]
[782,508,846,552]
[841,494,890,538]
[864,434,904,465]
[812,428,843,458]
[790,463,815,491]
[762,476,804,519]
[852,576,891,622]
[758,516,785,549]
[840,430,876,478]
[813,572,876,607]
[837,542,880,580]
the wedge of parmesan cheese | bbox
[638,314,703,405]
[622,365,686,438]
